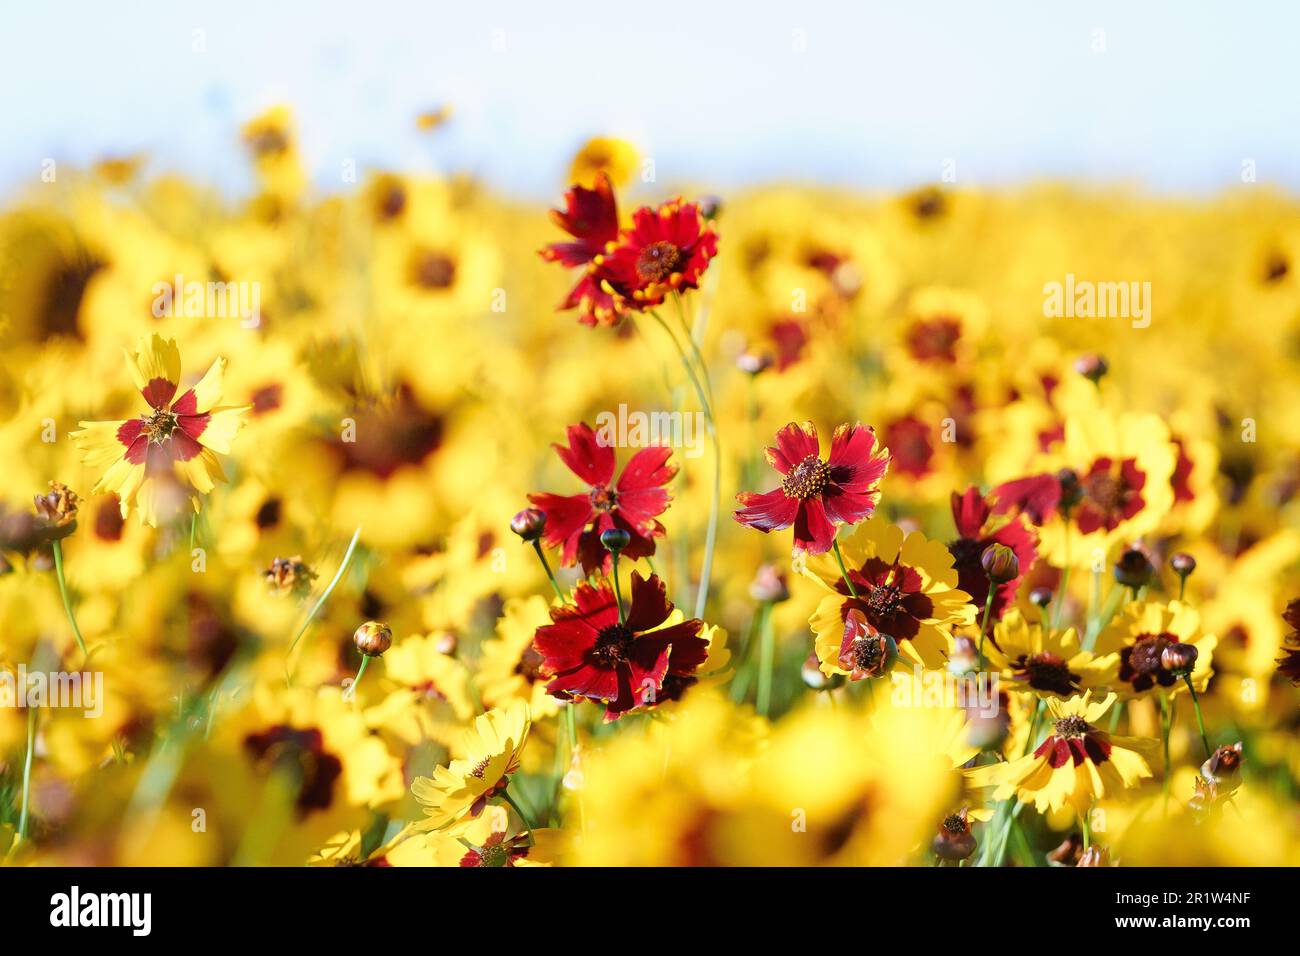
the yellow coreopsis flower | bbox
[969,691,1159,814]
[985,609,1114,699]
[71,334,250,526]
[410,701,530,833]
[1094,600,1217,699]
[477,595,561,719]
[804,519,975,670]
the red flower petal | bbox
[733,487,799,532]
[792,497,836,555]
[554,423,615,487]
[624,571,673,633]
[773,421,819,468]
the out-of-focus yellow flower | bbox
[568,136,638,189]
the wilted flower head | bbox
[33,481,80,539]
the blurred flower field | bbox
[2,108,1300,867]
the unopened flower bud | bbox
[1113,546,1154,590]
[510,507,547,542]
[1029,587,1054,609]
[1169,552,1196,578]
[749,563,790,603]
[981,543,1019,584]
[599,527,631,553]
[33,481,79,539]
[801,652,844,691]
[1200,741,1244,788]
[353,621,393,658]
[264,556,317,597]
[1073,353,1109,385]
[932,809,977,861]
[697,194,723,220]
[1160,642,1198,676]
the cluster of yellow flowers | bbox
[1,107,1298,867]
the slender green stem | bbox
[50,540,88,661]
[831,538,859,598]
[1052,521,1072,630]
[1080,808,1092,851]
[1159,690,1174,800]
[976,587,995,670]
[755,602,775,717]
[189,512,198,551]
[647,310,719,620]
[532,540,565,601]
[611,551,626,625]
[501,786,537,845]
[1183,676,1212,760]
[17,705,37,841]
[350,655,371,696]
[287,526,362,664]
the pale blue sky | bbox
[2,0,1297,200]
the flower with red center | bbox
[805,520,974,671]
[1074,456,1145,533]
[967,692,1159,814]
[595,198,718,309]
[71,334,251,526]
[734,421,891,555]
[1095,600,1217,699]
[1278,598,1300,685]
[990,410,1176,566]
[539,173,625,327]
[528,423,676,574]
[836,608,897,681]
[532,572,708,721]
[984,610,1113,699]
[947,487,1037,621]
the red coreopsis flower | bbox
[533,572,708,721]
[734,421,890,555]
[947,487,1038,621]
[528,423,676,574]
[595,198,718,309]
[539,173,624,327]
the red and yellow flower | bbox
[71,334,251,526]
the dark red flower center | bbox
[635,241,683,283]
[906,317,961,363]
[782,455,830,499]
[243,725,343,816]
[1128,634,1174,675]
[853,636,883,672]
[589,484,619,512]
[472,843,511,867]
[469,756,493,779]
[143,408,178,443]
[1054,715,1090,738]
[865,582,902,620]
[941,812,969,834]
[592,623,634,665]
[409,250,457,289]
[1017,652,1081,696]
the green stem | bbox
[1159,690,1174,799]
[755,602,775,717]
[50,539,88,661]
[501,787,537,845]
[1183,676,1212,760]
[647,310,719,620]
[611,551,626,624]
[350,655,371,696]
[976,586,995,670]
[532,540,565,601]
[831,537,859,598]
[286,526,362,671]
[17,705,37,841]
